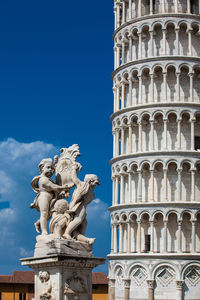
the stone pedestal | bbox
[21,254,105,300]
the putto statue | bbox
[30,145,100,250]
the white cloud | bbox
[87,198,109,221]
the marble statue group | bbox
[30,144,100,245]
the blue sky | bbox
[0,1,114,274]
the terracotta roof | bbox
[92,272,108,285]
[0,275,12,283]
[0,271,34,284]
[0,271,108,285]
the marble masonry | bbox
[21,145,105,300]
[108,1,200,300]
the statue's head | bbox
[38,158,54,177]
[54,199,69,214]
[84,174,100,187]
[39,271,50,283]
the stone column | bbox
[191,168,196,202]
[189,72,194,102]
[177,119,181,149]
[150,169,154,202]
[112,177,115,206]
[176,28,179,55]
[120,173,125,204]
[121,82,125,108]
[138,0,142,16]
[128,172,132,203]
[122,0,126,24]
[150,221,154,253]
[188,29,192,56]
[162,1,165,13]
[175,0,178,13]
[177,168,182,202]
[113,130,116,157]
[176,280,184,300]
[164,220,168,253]
[150,73,154,103]
[147,280,155,300]
[116,84,120,110]
[190,119,195,150]
[127,222,131,253]
[137,221,141,253]
[113,86,117,112]
[128,0,132,20]
[128,77,132,106]
[187,0,191,13]
[163,119,168,149]
[162,29,166,55]
[150,0,153,14]
[114,6,117,30]
[138,32,142,58]
[191,219,196,252]
[121,127,125,155]
[116,2,120,27]
[128,124,133,153]
[163,168,168,202]
[116,45,120,67]
[111,224,114,253]
[149,31,154,56]
[138,169,142,202]
[123,279,131,300]
[128,34,133,62]
[114,224,118,253]
[176,72,180,102]
[139,121,142,152]
[109,278,116,300]
[119,223,123,253]
[150,120,154,150]
[138,74,142,104]
[114,46,117,69]
[116,129,119,155]
[177,220,182,253]
[163,72,167,101]
[115,176,119,205]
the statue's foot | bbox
[34,222,41,233]
[63,233,73,240]
[88,238,96,245]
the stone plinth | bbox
[21,254,105,300]
[34,235,93,258]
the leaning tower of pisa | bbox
[108,1,200,299]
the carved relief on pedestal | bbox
[39,271,55,300]
[64,272,88,298]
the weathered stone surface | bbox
[34,235,93,258]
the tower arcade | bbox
[109,1,200,299]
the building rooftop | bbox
[0,271,108,285]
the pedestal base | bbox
[21,255,105,300]
[34,234,93,258]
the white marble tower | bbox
[108,1,200,299]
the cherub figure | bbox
[39,271,54,300]
[63,174,100,244]
[30,158,68,235]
